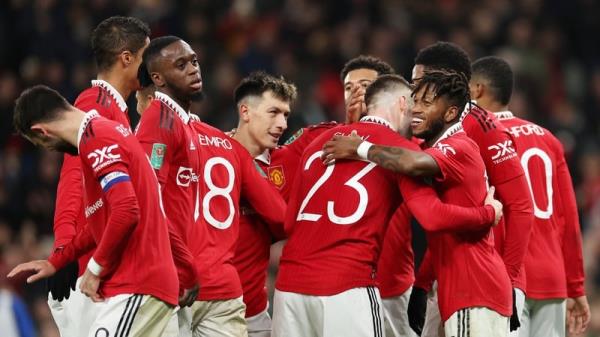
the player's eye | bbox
[177,63,185,70]
[191,59,198,66]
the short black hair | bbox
[91,16,150,71]
[137,35,183,88]
[413,70,470,115]
[340,55,395,82]
[471,56,514,105]
[13,85,71,138]
[414,42,472,80]
[364,74,413,108]
[234,71,298,106]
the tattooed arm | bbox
[366,144,440,177]
[321,133,440,177]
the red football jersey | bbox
[54,80,131,276]
[190,121,286,301]
[377,204,415,298]
[496,111,585,299]
[53,112,179,304]
[135,92,200,245]
[461,105,533,290]
[233,123,337,317]
[423,124,512,321]
[276,118,495,296]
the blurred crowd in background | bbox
[1,0,600,336]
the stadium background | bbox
[1,0,599,336]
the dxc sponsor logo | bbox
[88,145,120,168]
[198,134,233,149]
[488,140,516,160]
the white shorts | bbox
[88,294,174,337]
[444,307,509,337]
[48,276,98,337]
[422,283,443,337]
[519,297,566,337]
[382,287,418,337]
[508,288,525,337]
[247,307,272,337]
[272,287,385,337]
[178,296,248,337]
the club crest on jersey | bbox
[488,140,517,164]
[435,142,456,156]
[88,144,121,170]
[284,128,304,145]
[268,166,286,189]
[176,166,197,187]
[151,143,166,169]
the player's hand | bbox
[179,283,199,307]
[80,268,103,302]
[509,288,521,331]
[345,85,366,123]
[567,296,590,335]
[407,287,427,336]
[321,131,363,165]
[484,186,503,226]
[7,260,57,283]
[47,260,79,301]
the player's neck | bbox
[233,126,265,157]
[54,109,86,147]
[426,122,457,147]
[476,97,506,113]
[96,71,131,102]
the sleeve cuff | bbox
[357,141,373,160]
[87,257,103,276]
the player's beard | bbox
[414,117,445,143]
[51,139,79,156]
[190,90,204,102]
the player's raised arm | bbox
[322,134,441,177]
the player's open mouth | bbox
[411,117,424,127]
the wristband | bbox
[357,141,373,160]
[87,257,103,276]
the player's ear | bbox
[120,51,134,67]
[469,80,483,101]
[238,103,250,122]
[29,124,50,139]
[151,72,166,88]
[444,106,459,122]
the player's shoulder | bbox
[79,115,131,151]
[433,131,478,158]
[283,121,340,145]
[142,98,190,131]
[75,86,110,112]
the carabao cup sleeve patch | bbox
[150,143,167,169]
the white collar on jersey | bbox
[433,121,464,146]
[154,91,190,124]
[255,149,271,165]
[360,115,394,130]
[494,111,515,120]
[91,80,128,112]
[76,110,100,153]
